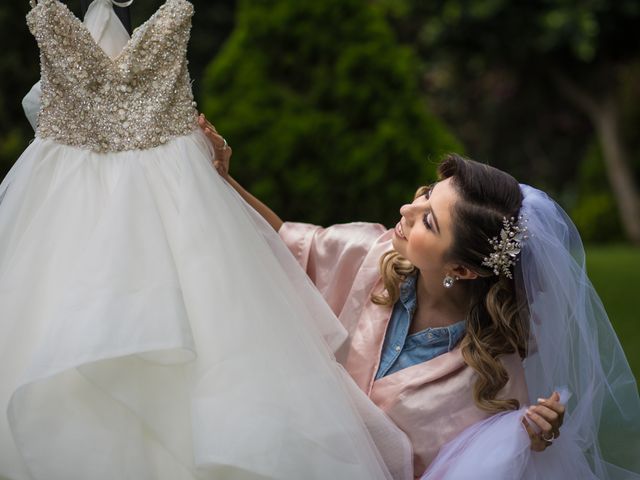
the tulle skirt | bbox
[0,130,411,480]
[421,408,601,480]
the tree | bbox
[380,0,640,243]
[201,0,461,227]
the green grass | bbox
[585,245,640,386]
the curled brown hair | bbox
[373,154,528,414]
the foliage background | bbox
[0,0,638,382]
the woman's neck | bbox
[409,271,470,333]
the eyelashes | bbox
[423,212,433,230]
[422,185,434,230]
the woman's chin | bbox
[391,234,405,253]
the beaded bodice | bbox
[26,0,198,153]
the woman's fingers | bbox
[198,113,217,132]
[209,130,226,150]
[197,113,231,177]
[528,405,560,438]
[201,123,227,152]
[536,391,565,438]
[525,408,553,435]
[197,114,228,150]
[530,404,558,422]
[521,417,550,452]
[522,391,565,452]
[213,160,227,176]
[537,393,565,418]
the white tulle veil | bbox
[423,184,640,479]
[516,184,640,477]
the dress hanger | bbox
[78,0,133,35]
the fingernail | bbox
[537,398,545,403]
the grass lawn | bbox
[585,245,640,386]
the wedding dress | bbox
[0,1,412,478]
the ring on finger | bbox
[222,137,229,150]
[541,431,554,442]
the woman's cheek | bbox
[408,230,428,251]
[407,231,431,266]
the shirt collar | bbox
[446,320,466,350]
[399,273,418,313]
[400,274,466,349]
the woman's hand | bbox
[196,113,284,230]
[521,391,565,452]
[198,113,232,178]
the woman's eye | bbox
[423,213,432,230]
[425,186,434,199]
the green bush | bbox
[201,0,461,227]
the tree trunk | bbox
[594,98,640,244]
[555,74,640,245]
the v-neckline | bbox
[50,0,174,65]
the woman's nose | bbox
[399,203,414,221]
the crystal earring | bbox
[443,275,456,288]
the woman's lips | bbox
[394,221,406,240]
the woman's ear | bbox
[450,264,478,281]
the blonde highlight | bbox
[460,277,528,413]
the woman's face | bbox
[391,178,459,277]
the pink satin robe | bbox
[279,221,530,478]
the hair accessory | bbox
[481,215,528,279]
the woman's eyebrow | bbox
[429,206,441,233]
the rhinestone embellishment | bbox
[482,215,528,279]
[26,0,198,153]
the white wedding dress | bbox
[0,1,412,479]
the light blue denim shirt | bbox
[375,274,466,380]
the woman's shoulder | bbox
[280,221,390,253]
[325,221,390,246]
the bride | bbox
[200,114,640,479]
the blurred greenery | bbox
[201,0,460,226]
[571,143,625,243]
[586,245,640,384]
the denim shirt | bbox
[375,274,467,380]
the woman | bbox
[196,115,639,478]
[200,116,640,479]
